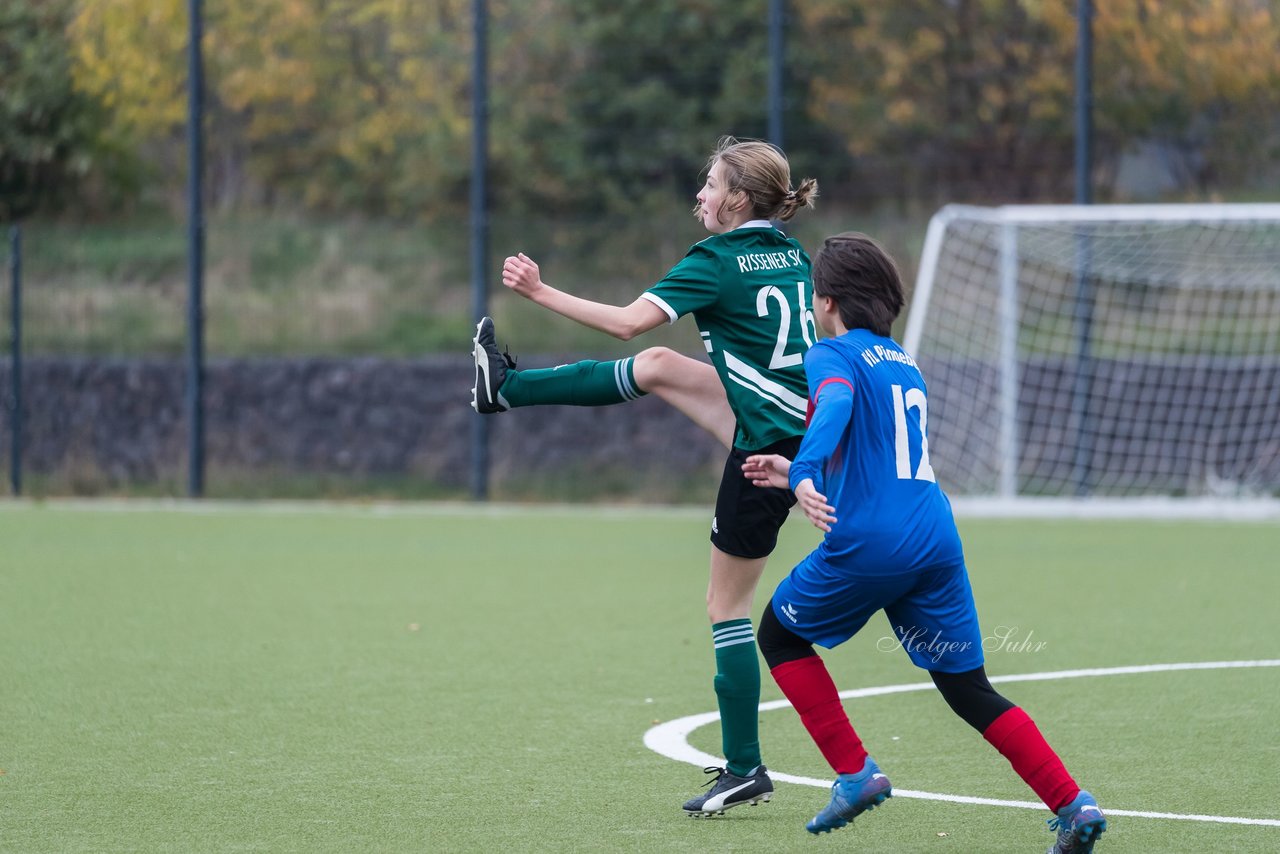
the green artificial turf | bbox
[2,502,1277,852]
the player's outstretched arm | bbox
[793,478,837,532]
[744,455,836,531]
[742,453,791,490]
[502,252,667,341]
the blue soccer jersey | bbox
[771,329,982,669]
[788,330,964,576]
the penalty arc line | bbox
[643,659,1280,828]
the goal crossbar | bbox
[905,203,1280,354]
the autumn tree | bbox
[64,0,1280,215]
[797,0,1280,202]
[1,0,120,221]
[1048,0,1280,192]
[795,1,1079,203]
[67,0,845,218]
[71,0,485,215]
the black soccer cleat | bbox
[471,316,515,414]
[682,765,774,817]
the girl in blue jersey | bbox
[743,233,1107,853]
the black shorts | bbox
[710,435,803,559]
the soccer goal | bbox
[901,203,1280,518]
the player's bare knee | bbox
[706,596,752,624]
[632,346,678,392]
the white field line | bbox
[0,497,710,520]
[4,496,1280,522]
[643,660,1280,828]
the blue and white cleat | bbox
[1047,790,1107,853]
[806,757,892,834]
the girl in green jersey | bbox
[472,137,817,815]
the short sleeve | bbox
[642,244,721,323]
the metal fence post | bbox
[767,0,785,150]
[470,0,490,501]
[8,225,21,496]
[187,0,206,497]
[1073,0,1095,495]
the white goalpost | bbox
[901,204,1280,519]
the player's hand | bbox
[794,479,836,532]
[502,252,544,298]
[742,454,791,491]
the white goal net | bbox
[902,204,1280,515]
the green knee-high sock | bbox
[711,619,763,777]
[499,357,647,408]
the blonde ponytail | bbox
[711,137,817,223]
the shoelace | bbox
[501,346,517,369]
[1046,813,1095,835]
[697,766,727,788]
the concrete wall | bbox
[3,355,1277,498]
[0,356,725,496]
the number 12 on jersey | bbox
[891,384,936,482]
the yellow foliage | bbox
[68,0,481,207]
[886,98,916,125]
[71,0,187,134]
[62,0,1280,209]
[796,0,1280,173]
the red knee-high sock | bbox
[983,707,1079,812]
[770,656,868,775]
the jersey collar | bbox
[735,219,775,230]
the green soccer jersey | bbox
[642,220,816,451]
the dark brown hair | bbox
[812,232,905,337]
